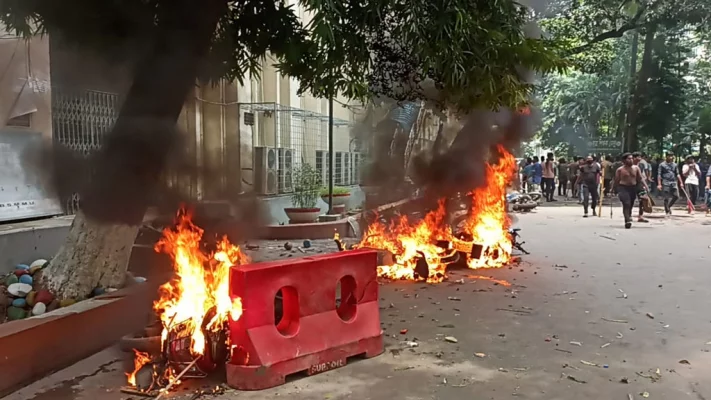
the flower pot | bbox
[284,207,321,223]
[321,193,351,207]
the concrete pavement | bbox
[5,205,711,400]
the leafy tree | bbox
[0,0,564,300]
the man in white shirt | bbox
[682,155,701,206]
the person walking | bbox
[542,153,556,202]
[575,155,601,217]
[576,157,586,203]
[633,152,651,223]
[568,157,579,200]
[614,153,645,229]
[682,155,701,206]
[602,156,614,197]
[521,157,533,193]
[557,157,569,197]
[531,156,542,193]
[705,163,711,216]
[657,153,683,217]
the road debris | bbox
[570,341,582,346]
[620,377,629,384]
[679,359,690,365]
[400,329,408,334]
[284,242,293,250]
[553,264,568,268]
[641,392,650,398]
[566,375,587,384]
[617,332,624,339]
[444,336,458,343]
[636,372,659,383]
[627,394,633,400]
[404,341,419,348]
[394,366,415,371]
[602,317,629,323]
[245,244,260,250]
[555,348,572,354]
[601,342,611,348]
[618,289,628,299]
[496,308,532,314]
[599,235,616,241]
[580,360,599,367]
[438,324,455,328]
[646,312,655,319]
[448,296,461,301]
[498,368,509,373]
[475,352,486,358]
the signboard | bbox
[0,129,63,222]
[587,139,622,153]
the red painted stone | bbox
[13,270,29,277]
[34,290,54,305]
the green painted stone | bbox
[59,299,76,308]
[7,306,27,320]
[25,291,37,307]
[5,274,19,286]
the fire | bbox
[128,209,248,387]
[154,210,249,355]
[127,350,152,386]
[357,145,516,282]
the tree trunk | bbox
[43,211,140,299]
[625,25,656,152]
[616,32,639,139]
[43,0,228,300]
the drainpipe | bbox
[328,96,334,213]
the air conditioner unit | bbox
[254,146,278,195]
[277,148,294,193]
[315,150,329,187]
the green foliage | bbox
[700,107,711,136]
[319,186,350,196]
[0,0,566,112]
[291,163,322,209]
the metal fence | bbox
[51,87,121,214]
[238,102,363,195]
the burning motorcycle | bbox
[506,191,538,212]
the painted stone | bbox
[15,264,30,271]
[6,306,27,320]
[92,287,106,297]
[26,291,37,307]
[133,276,147,284]
[7,283,33,297]
[11,298,26,308]
[302,239,312,248]
[31,302,47,316]
[13,269,29,277]
[46,299,60,312]
[19,274,33,285]
[284,242,293,250]
[34,289,54,305]
[29,265,43,275]
[29,259,47,270]
[59,299,76,308]
[5,274,19,286]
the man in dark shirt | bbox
[575,155,601,217]
[657,152,683,216]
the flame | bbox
[129,209,248,386]
[357,145,516,282]
[127,350,152,386]
[154,210,249,355]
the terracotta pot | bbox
[321,193,351,206]
[119,334,162,356]
[284,207,321,223]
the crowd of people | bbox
[518,152,711,229]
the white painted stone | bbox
[32,302,47,315]
[7,282,33,297]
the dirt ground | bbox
[6,204,711,400]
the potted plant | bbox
[320,186,351,206]
[284,163,322,223]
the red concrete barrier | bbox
[226,249,383,390]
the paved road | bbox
[6,206,711,400]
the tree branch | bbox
[566,5,647,55]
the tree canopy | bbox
[1,0,565,111]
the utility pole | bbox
[328,96,334,214]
